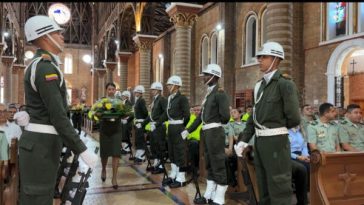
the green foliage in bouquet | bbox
[88,97,133,121]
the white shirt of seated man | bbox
[4,120,22,144]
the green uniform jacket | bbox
[239,70,301,142]
[187,86,230,133]
[338,118,364,151]
[23,49,86,153]
[307,119,339,152]
[158,91,190,126]
[142,95,167,127]
[134,97,148,120]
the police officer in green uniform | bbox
[235,42,301,205]
[18,15,98,205]
[307,102,341,153]
[157,75,190,188]
[99,83,124,189]
[300,104,316,140]
[338,104,364,151]
[142,82,167,174]
[120,91,134,155]
[184,64,230,205]
[133,85,149,163]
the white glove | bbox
[13,111,30,126]
[150,124,156,132]
[181,130,189,140]
[234,141,249,157]
[80,150,98,169]
[121,119,127,124]
[135,123,142,129]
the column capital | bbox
[132,34,158,51]
[104,61,118,72]
[0,43,5,56]
[166,3,202,28]
[1,56,16,67]
[94,68,107,77]
[118,52,133,63]
[12,64,26,74]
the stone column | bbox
[11,64,22,103]
[266,3,293,76]
[133,34,157,104]
[105,61,117,84]
[95,68,107,99]
[0,43,5,56]
[166,3,202,98]
[91,68,98,103]
[15,64,26,104]
[1,56,15,104]
[118,52,132,91]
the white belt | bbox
[168,120,184,125]
[135,119,145,123]
[202,122,222,131]
[255,127,288,137]
[25,123,59,135]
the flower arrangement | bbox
[88,97,133,121]
[69,103,84,113]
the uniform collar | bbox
[263,69,278,84]
[318,119,333,128]
[345,117,359,128]
[35,49,58,64]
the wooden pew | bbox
[2,138,19,205]
[310,150,364,205]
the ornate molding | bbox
[1,56,16,67]
[105,61,118,72]
[118,52,132,63]
[94,68,107,77]
[170,12,198,28]
[132,34,157,51]
[12,64,25,74]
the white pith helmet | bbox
[166,75,182,86]
[256,41,284,60]
[133,85,145,93]
[202,64,222,78]
[24,15,63,42]
[150,82,163,91]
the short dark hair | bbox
[347,104,361,113]
[105,82,116,90]
[301,104,311,111]
[319,102,334,116]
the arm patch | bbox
[45,73,59,81]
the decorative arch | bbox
[326,38,364,104]
[243,12,258,65]
[210,31,218,64]
[200,34,209,73]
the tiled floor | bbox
[53,131,291,205]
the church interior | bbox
[1,2,364,205]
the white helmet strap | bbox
[204,75,215,86]
[265,56,277,74]
[46,34,63,52]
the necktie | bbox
[257,79,266,97]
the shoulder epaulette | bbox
[281,73,292,80]
[40,54,52,61]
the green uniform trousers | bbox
[150,125,166,159]
[203,127,227,185]
[254,134,292,205]
[19,131,63,205]
[135,126,145,150]
[167,124,186,167]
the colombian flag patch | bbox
[45,74,58,81]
